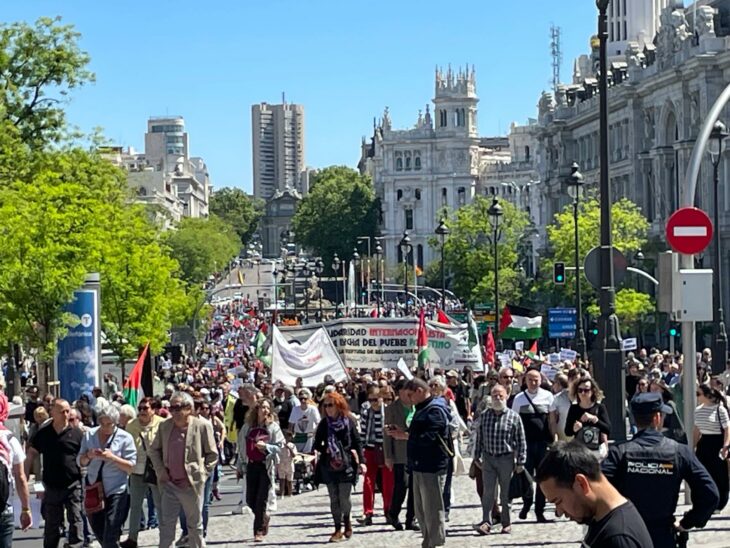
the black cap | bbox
[630,392,673,415]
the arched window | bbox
[414,156,422,170]
[397,189,403,201]
[415,188,421,200]
[405,155,412,171]
[417,245,424,272]
[524,146,530,162]
[396,157,403,171]
[458,187,466,206]
[138,186,148,196]
[442,187,448,206]
[439,110,447,127]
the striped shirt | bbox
[695,404,730,435]
[360,404,384,448]
[474,407,526,465]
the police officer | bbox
[602,392,719,548]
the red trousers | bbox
[362,447,394,516]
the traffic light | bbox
[592,325,599,336]
[553,262,565,285]
[669,324,679,337]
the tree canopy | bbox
[209,186,263,246]
[0,17,94,147]
[292,166,379,264]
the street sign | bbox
[548,307,577,339]
[583,246,628,289]
[621,338,638,351]
[665,207,713,255]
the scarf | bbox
[326,415,349,460]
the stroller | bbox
[293,453,317,494]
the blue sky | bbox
[5,1,597,192]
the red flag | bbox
[499,305,512,333]
[529,340,538,354]
[485,327,496,367]
[436,309,451,325]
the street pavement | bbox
[13,460,730,547]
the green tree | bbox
[0,17,94,146]
[543,196,653,325]
[0,145,127,389]
[209,187,263,246]
[97,205,189,379]
[164,216,240,285]
[292,166,379,264]
[441,196,531,306]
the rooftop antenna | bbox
[550,24,562,93]
[282,91,286,104]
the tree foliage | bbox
[441,196,531,306]
[209,187,263,246]
[542,197,653,326]
[164,216,241,285]
[292,166,379,264]
[0,17,94,146]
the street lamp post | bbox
[488,198,504,351]
[709,120,729,374]
[357,237,372,305]
[566,162,587,362]
[435,219,450,311]
[352,249,361,308]
[315,258,324,321]
[595,0,625,441]
[332,253,341,318]
[374,242,383,317]
[301,262,311,323]
[399,232,412,316]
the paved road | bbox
[13,463,730,547]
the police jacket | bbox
[407,396,452,474]
[601,429,719,531]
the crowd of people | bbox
[3,300,730,548]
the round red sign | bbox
[665,207,713,255]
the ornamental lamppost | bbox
[595,0,625,441]
[374,242,383,317]
[301,261,311,323]
[352,248,361,308]
[399,231,413,316]
[566,162,587,361]
[709,120,730,373]
[488,198,504,351]
[332,253,341,317]
[435,219,450,311]
[315,257,324,321]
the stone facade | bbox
[360,66,541,273]
[261,186,302,257]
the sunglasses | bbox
[170,405,188,412]
[323,403,334,408]
[368,398,380,403]
[577,387,592,394]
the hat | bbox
[630,392,672,416]
[445,370,459,378]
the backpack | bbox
[0,430,14,507]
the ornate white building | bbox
[359,66,540,272]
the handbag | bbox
[84,428,118,516]
[508,468,534,501]
[140,435,157,485]
[468,459,481,480]
[575,425,602,451]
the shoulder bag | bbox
[140,434,158,485]
[84,428,118,516]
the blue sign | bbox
[548,307,577,339]
[56,288,100,402]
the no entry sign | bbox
[666,207,713,255]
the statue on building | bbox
[643,108,655,145]
[625,41,645,68]
[696,5,716,38]
[300,276,333,310]
[424,104,432,128]
[382,107,392,131]
[670,10,690,51]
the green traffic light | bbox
[669,328,677,337]
[591,329,598,335]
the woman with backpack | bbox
[236,398,284,543]
[313,391,365,543]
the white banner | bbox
[621,338,638,351]
[271,326,348,386]
[559,348,578,362]
[278,317,480,370]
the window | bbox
[458,187,466,206]
[442,187,448,206]
[138,186,147,196]
[405,209,414,230]
[405,154,412,171]
[415,188,421,200]
[524,146,530,162]
[414,155,422,170]
[397,189,403,201]
[396,157,403,171]
[623,20,627,40]
[439,110,447,127]
[417,245,424,272]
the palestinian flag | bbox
[485,326,496,367]
[417,308,429,369]
[499,305,543,340]
[123,343,152,408]
[436,309,452,325]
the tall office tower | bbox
[251,101,305,200]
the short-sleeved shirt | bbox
[30,423,83,488]
[168,425,190,488]
[583,501,654,548]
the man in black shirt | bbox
[537,441,653,548]
[25,398,84,548]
